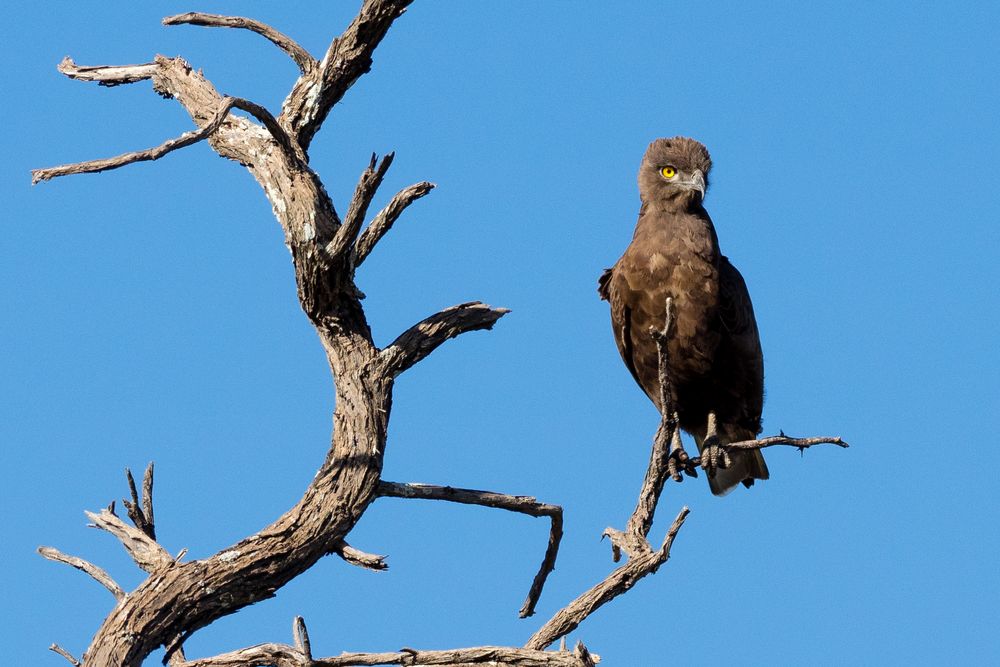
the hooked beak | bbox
[683,170,706,200]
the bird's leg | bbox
[666,412,697,481]
[699,411,732,478]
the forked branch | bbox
[327,152,395,260]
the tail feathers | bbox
[694,432,769,497]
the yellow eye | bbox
[660,166,676,179]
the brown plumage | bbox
[599,137,768,496]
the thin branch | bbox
[163,13,317,74]
[378,481,563,618]
[723,434,849,451]
[525,507,689,652]
[32,96,239,184]
[378,302,510,378]
[32,94,298,184]
[37,546,125,600]
[86,507,172,573]
[622,298,686,546]
[281,0,414,151]
[49,644,82,667]
[327,153,394,260]
[176,644,594,666]
[333,539,388,571]
[355,181,435,266]
[56,56,158,86]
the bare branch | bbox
[327,153,394,260]
[32,96,239,184]
[355,181,435,266]
[37,546,125,600]
[85,508,171,573]
[292,616,312,661]
[378,302,510,378]
[163,13,317,74]
[49,644,82,667]
[724,434,849,451]
[378,481,563,618]
[175,644,594,666]
[281,0,414,151]
[32,93,300,184]
[526,507,690,651]
[56,56,158,86]
[333,539,388,571]
[123,463,156,540]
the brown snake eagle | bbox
[599,137,768,495]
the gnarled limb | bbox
[378,302,511,378]
[163,13,318,74]
[377,481,563,618]
[280,0,414,152]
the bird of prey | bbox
[599,137,768,496]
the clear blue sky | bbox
[4,1,999,664]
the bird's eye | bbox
[660,166,677,179]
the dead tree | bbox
[32,3,847,665]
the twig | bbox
[327,153,395,260]
[355,181,435,266]
[163,13,317,74]
[333,540,388,571]
[378,482,563,619]
[378,302,510,378]
[49,644,81,667]
[526,507,689,651]
[37,546,125,600]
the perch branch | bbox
[355,181,435,266]
[526,507,689,651]
[280,0,414,151]
[163,13,317,74]
[378,302,510,378]
[378,481,563,618]
[327,153,395,260]
[49,644,81,667]
[37,547,125,600]
[333,539,388,571]
[85,507,171,573]
[722,435,849,451]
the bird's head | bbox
[638,136,712,207]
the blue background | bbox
[4,1,999,664]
